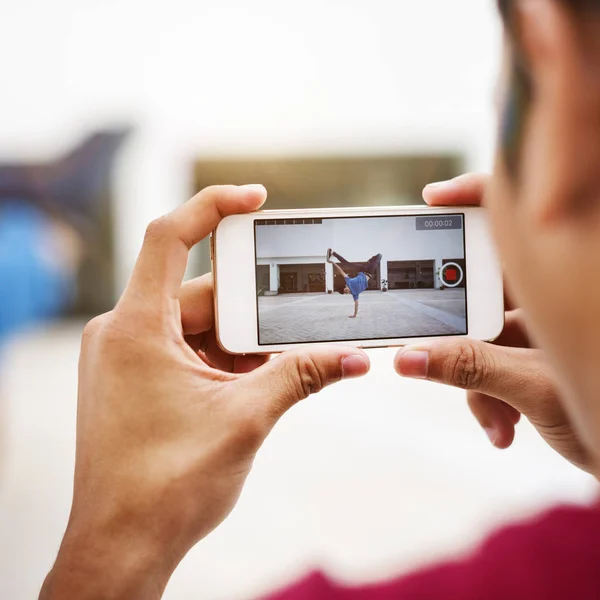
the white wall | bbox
[0,0,501,293]
[257,217,464,262]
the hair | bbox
[497,0,600,174]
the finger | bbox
[201,328,235,373]
[234,354,269,374]
[238,346,370,423]
[503,284,516,313]
[180,274,214,335]
[467,391,520,449]
[187,326,269,374]
[394,338,550,417]
[122,185,267,311]
[494,309,531,348]
[423,173,489,207]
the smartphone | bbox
[212,205,504,354]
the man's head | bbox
[489,0,600,454]
[343,286,351,295]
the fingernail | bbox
[425,180,449,189]
[484,427,498,447]
[396,350,429,379]
[342,355,370,379]
[241,184,266,192]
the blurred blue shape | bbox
[0,200,74,346]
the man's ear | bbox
[512,0,600,222]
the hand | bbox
[349,315,357,319]
[394,174,591,473]
[40,185,370,600]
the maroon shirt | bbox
[266,505,600,600]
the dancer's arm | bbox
[349,300,359,319]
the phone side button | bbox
[209,233,215,262]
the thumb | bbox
[240,346,370,422]
[394,338,551,416]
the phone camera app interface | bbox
[254,214,467,345]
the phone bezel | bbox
[213,205,504,354]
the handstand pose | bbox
[327,249,383,318]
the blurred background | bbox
[0,1,596,598]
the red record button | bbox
[441,262,464,288]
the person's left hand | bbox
[40,185,370,600]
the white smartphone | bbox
[212,205,504,354]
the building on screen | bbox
[255,216,465,295]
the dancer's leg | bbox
[365,253,383,276]
[331,251,364,272]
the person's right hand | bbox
[395,174,592,473]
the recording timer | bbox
[415,215,463,231]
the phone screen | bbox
[254,213,467,345]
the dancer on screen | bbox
[327,249,382,319]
